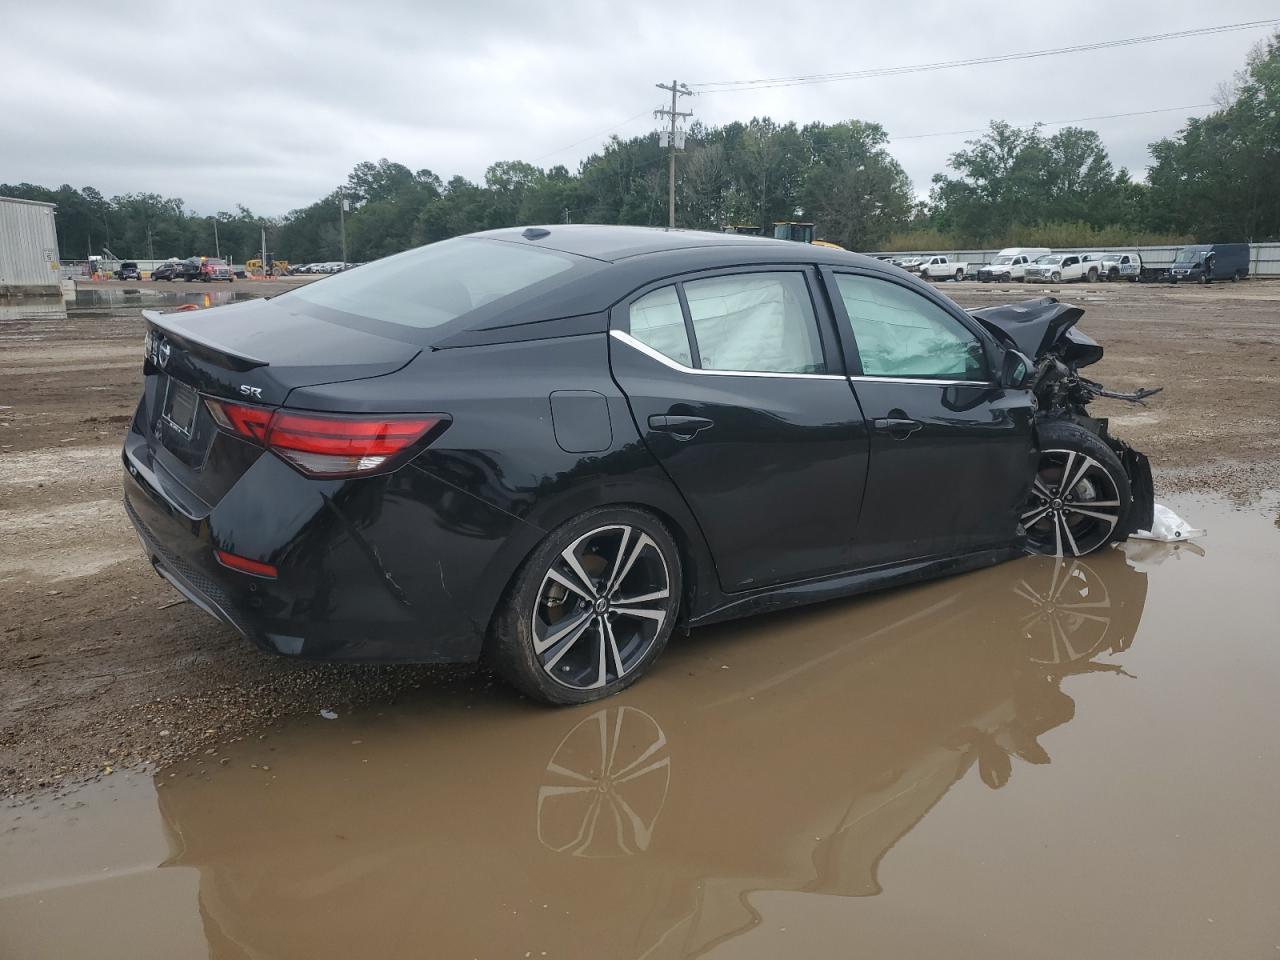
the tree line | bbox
[5,34,1276,263]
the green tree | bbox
[1147,34,1280,239]
[798,120,912,249]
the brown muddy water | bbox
[3,492,1279,959]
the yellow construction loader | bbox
[245,258,290,278]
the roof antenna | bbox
[522,227,551,240]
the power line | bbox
[529,108,654,164]
[888,103,1215,142]
[690,19,1280,91]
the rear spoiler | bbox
[142,308,269,372]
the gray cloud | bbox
[3,0,1274,214]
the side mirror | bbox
[1001,349,1035,390]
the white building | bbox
[0,196,61,297]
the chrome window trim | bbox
[848,375,994,387]
[610,330,844,381]
[611,331,994,387]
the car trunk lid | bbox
[137,298,420,505]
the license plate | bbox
[162,378,199,438]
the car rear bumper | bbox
[121,429,536,664]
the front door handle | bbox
[872,417,922,438]
[649,414,715,439]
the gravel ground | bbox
[2,278,1278,798]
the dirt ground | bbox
[2,278,1278,798]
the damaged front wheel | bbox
[1023,421,1132,557]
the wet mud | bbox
[3,493,1278,959]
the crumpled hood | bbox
[967,296,1102,367]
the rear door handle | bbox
[872,417,922,438]
[648,415,715,439]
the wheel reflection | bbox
[537,705,670,858]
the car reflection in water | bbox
[156,546,1149,959]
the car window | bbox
[285,237,580,330]
[627,286,692,366]
[683,272,824,374]
[834,274,987,380]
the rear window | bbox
[284,237,579,330]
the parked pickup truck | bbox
[1078,252,1109,283]
[1024,253,1087,283]
[917,255,968,281]
[977,247,1049,282]
[1100,251,1142,281]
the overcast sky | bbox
[4,1,1276,215]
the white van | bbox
[977,247,1051,282]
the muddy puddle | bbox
[3,492,1279,959]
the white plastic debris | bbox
[1131,504,1205,542]
[319,708,338,720]
[1122,538,1206,570]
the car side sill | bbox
[686,545,1022,627]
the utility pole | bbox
[339,190,348,268]
[654,80,692,229]
[146,223,154,260]
[213,218,220,259]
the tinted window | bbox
[683,272,824,374]
[285,237,578,329]
[834,274,986,380]
[628,286,692,366]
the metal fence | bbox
[866,242,1280,277]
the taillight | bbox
[206,399,443,477]
[207,400,271,442]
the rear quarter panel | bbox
[283,332,720,629]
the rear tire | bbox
[1087,268,1098,283]
[488,506,683,704]
[954,268,964,282]
[1023,420,1132,557]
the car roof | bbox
[469,224,877,269]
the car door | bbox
[1062,255,1082,281]
[608,266,870,592]
[820,267,1036,566]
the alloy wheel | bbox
[531,524,671,691]
[1022,449,1122,556]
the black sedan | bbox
[123,226,1155,703]
[151,261,181,281]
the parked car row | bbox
[291,262,362,275]
[888,242,1249,285]
[149,257,234,282]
